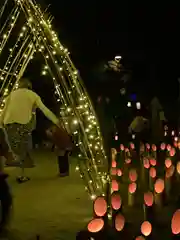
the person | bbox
[46,124,73,177]
[0,78,60,181]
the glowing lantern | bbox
[115,213,125,231]
[167,144,171,151]
[87,218,104,233]
[152,144,156,152]
[115,135,118,140]
[136,236,145,240]
[111,168,117,176]
[111,192,122,210]
[130,142,135,150]
[129,169,138,182]
[174,137,178,142]
[143,158,150,169]
[127,102,131,107]
[176,162,180,174]
[171,209,180,235]
[149,158,156,166]
[172,130,175,136]
[146,143,150,150]
[128,182,137,194]
[112,179,119,191]
[136,102,141,109]
[141,221,152,236]
[154,179,164,194]
[165,158,172,168]
[170,148,176,157]
[117,168,122,177]
[125,158,131,164]
[120,144,124,151]
[160,143,166,150]
[166,165,175,178]
[112,160,117,168]
[149,167,156,178]
[144,192,154,207]
[93,197,107,217]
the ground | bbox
[5,149,92,240]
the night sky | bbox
[41,2,180,103]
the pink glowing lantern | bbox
[87,218,104,233]
[112,160,117,168]
[120,144,124,151]
[167,144,171,151]
[128,182,137,194]
[144,192,154,207]
[93,197,107,217]
[115,135,118,141]
[152,144,157,152]
[136,236,145,240]
[170,148,176,157]
[149,158,156,166]
[149,167,156,178]
[166,165,175,178]
[165,158,172,168]
[130,142,135,150]
[129,169,138,182]
[171,209,180,235]
[141,221,152,236]
[115,213,125,232]
[125,158,131,164]
[176,162,180,174]
[111,168,117,176]
[143,158,150,169]
[111,193,122,210]
[146,143,150,150]
[112,179,119,191]
[117,168,122,177]
[160,143,166,150]
[154,179,165,194]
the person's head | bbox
[17,78,32,90]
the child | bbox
[46,125,73,177]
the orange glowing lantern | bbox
[130,142,135,150]
[112,179,119,192]
[152,144,156,152]
[154,179,165,194]
[111,192,122,210]
[136,236,145,240]
[165,158,172,168]
[143,158,150,169]
[120,144,124,151]
[93,197,107,217]
[112,160,117,168]
[171,209,180,235]
[128,182,137,194]
[87,218,104,233]
[176,162,180,174]
[129,169,138,182]
[125,158,131,164]
[146,143,150,150]
[167,144,171,151]
[166,165,175,178]
[144,192,154,207]
[149,158,156,166]
[170,148,176,157]
[111,168,117,176]
[141,221,152,236]
[149,167,156,178]
[117,168,122,177]
[115,213,125,232]
[160,143,166,150]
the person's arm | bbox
[35,95,59,125]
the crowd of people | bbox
[0,78,72,235]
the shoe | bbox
[16,176,30,183]
[59,172,69,177]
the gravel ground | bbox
[4,149,92,240]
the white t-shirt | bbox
[1,88,59,125]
